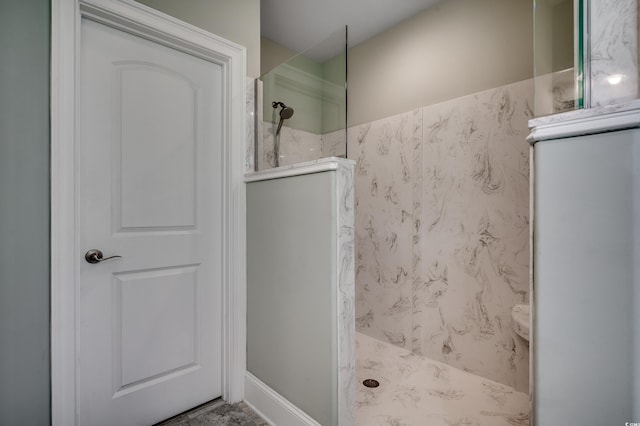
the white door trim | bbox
[50,1,247,424]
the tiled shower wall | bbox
[259,123,322,169]
[589,0,639,107]
[350,79,533,392]
[256,124,346,171]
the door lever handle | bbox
[85,249,122,264]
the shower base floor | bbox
[356,332,529,426]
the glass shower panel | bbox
[257,27,347,170]
[534,0,584,117]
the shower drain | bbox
[362,379,380,388]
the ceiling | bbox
[261,0,443,62]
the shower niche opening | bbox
[256,27,348,170]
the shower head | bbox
[272,101,295,139]
[272,101,295,120]
[280,106,294,120]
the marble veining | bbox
[323,128,348,158]
[257,123,347,170]
[511,305,530,342]
[357,332,529,426]
[351,80,532,392]
[259,121,323,170]
[246,77,255,173]
[411,108,424,355]
[419,81,532,391]
[254,79,264,171]
[349,110,421,353]
[336,160,357,426]
[590,0,639,107]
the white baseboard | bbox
[244,372,321,426]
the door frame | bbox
[50,0,247,424]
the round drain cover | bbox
[362,379,380,388]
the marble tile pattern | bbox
[351,80,532,392]
[419,80,532,391]
[356,332,529,426]
[254,79,264,171]
[348,109,421,353]
[246,77,255,173]
[411,108,425,356]
[322,128,348,158]
[336,159,357,426]
[257,124,347,170]
[590,0,639,107]
[258,121,323,170]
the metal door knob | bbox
[85,249,122,264]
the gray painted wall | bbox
[0,0,51,424]
[247,173,338,425]
[534,130,639,424]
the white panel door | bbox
[79,18,223,426]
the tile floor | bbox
[157,399,269,426]
[356,332,530,426]
[159,333,529,426]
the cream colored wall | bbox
[534,0,573,77]
[262,37,298,75]
[551,0,574,72]
[136,0,260,77]
[348,0,533,126]
[534,0,554,76]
